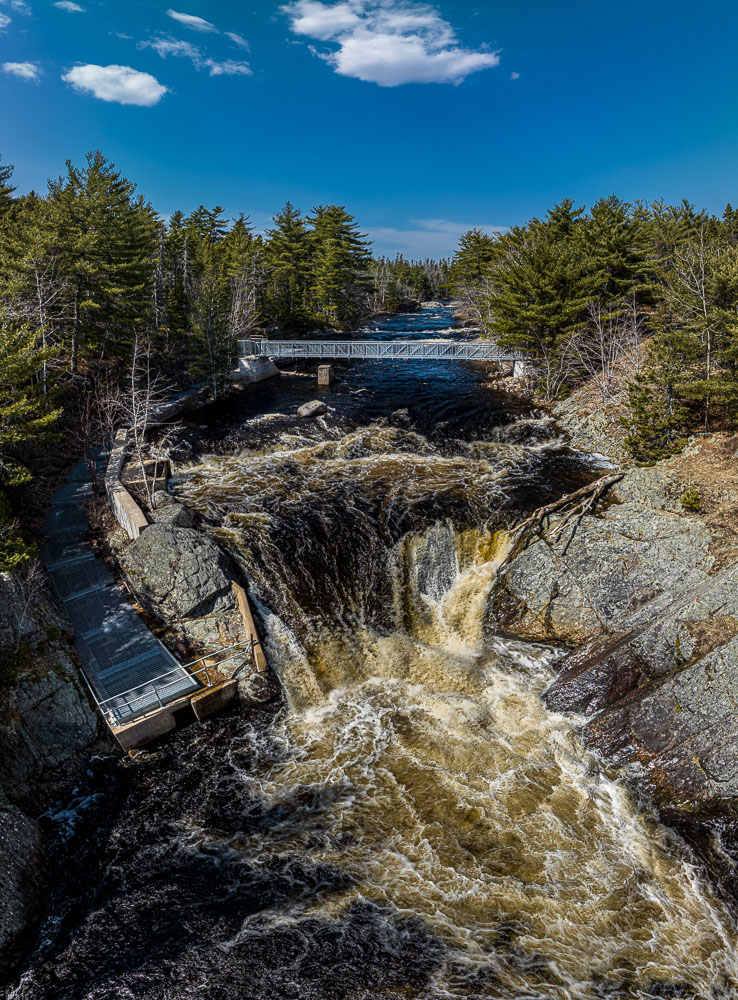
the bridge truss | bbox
[241,338,524,363]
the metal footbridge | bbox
[240,338,524,363]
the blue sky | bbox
[1,0,738,257]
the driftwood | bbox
[499,472,625,573]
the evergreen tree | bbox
[449,229,499,292]
[580,195,653,300]
[46,151,159,371]
[0,155,16,226]
[309,205,372,328]
[487,225,598,397]
[544,198,585,238]
[623,329,698,462]
[264,202,312,330]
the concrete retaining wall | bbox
[105,428,149,541]
[104,388,213,542]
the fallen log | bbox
[500,472,624,573]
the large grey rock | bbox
[150,501,194,529]
[297,400,328,419]
[0,803,44,981]
[121,525,234,621]
[488,466,738,811]
[490,468,714,645]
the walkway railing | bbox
[88,639,258,728]
[240,339,525,362]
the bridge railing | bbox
[239,338,524,362]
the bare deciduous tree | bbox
[3,556,45,652]
[121,335,171,510]
[570,298,645,405]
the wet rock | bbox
[489,465,738,811]
[0,801,44,981]
[297,400,328,419]
[121,525,234,621]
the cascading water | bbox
[8,307,738,1000]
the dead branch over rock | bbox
[500,473,625,572]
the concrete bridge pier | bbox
[229,356,280,384]
[512,359,527,378]
[318,364,334,386]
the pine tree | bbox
[309,205,372,328]
[449,229,499,292]
[580,195,653,300]
[623,329,698,462]
[0,313,60,491]
[264,202,312,330]
[46,151,159,371]
[0,154,16,225]
[544,198,585,238]
[487,225,598,397]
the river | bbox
[8,305,738,999]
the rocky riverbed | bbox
[4,307,738,996]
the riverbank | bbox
[5,305,738,997]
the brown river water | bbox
[7,307,738,1000]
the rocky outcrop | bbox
[489,465,738,814]
[0,801,44,981]
[0,574,99,812]
[0,574,98,982]
[120,525,234,621]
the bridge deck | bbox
[241,338,523,362]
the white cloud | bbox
[225,31,248,49]
[54,1,85,10]
[283,0,499,86]
[369,218,505,258]
[205,58,251,76]
[2,60,40,81]
[0,12,11,28]
[166,8,217,32]
[62,64,168,106]
[510,71,519,80]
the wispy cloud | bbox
[141,36,200,62]
[166,8,217,32]
[283,0,499,86]
[0,0,31,15]
[2,60,41,81]
[140,35,251,77]
[225,31,249,49]
[0,12,10,28]
[54,1,85,11]
[206,59,251,76]
[62,64,168,106]
[510,71,519,80]
[369,218,505,257]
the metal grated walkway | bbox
[43,458,198,729]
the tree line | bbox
[450,197,738,462]
[0,149,449,569]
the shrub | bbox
[679,486,702,512]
